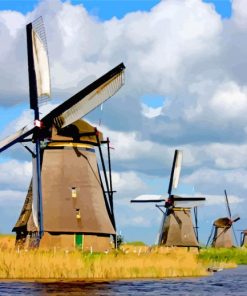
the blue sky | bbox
[0,0,232,19]
[0,0,247,246]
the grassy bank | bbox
[199,247,247,265]
[0,235,241,280]
[0,235,208,279]
[0,247,209,279]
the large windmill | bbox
[0,17,125,251]
[131,150,205,248]
[206,190,240,248]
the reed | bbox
[0,246,209,279]
[0,234,15,250]
[0,236,243,280]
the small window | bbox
[71,187,77,198]
[76,209,81,219]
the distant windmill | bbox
[0,17,125,251]
[131,150,205,248]
[206,190,240,248]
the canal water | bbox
[0,265,246,296]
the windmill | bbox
[206,190,240,248]
[0,17,125,251]
[131,150,205,248]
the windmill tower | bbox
[207,190,240,248]
[0,17,125,251]
[131,150,205,248]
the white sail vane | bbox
[171,150,183,190]
[32,29,51,99]
[131,195,165,203]
[0,122,34,152]
[27,16,51,109]
[53,70,124,129]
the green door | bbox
[75,233,83,249]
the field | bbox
[0,235,241,280]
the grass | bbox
[0,235,242,280]
[124,241,146,246]
[199,247,247,265]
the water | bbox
[0,266,247,296]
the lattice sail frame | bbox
[27,16,51,109]
[54,69,124,129]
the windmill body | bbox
[132,150,205,248]
[211,218,233,248]
[158,207,199,247]
[207,191,240,248]
[13,120,116,251]
[1,18,125,251]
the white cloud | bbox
[201,193,243,206]
[112,171,148,198]
[232,0,247,29]
[0,11,25,37]
[141,104,163,118]
[210,82,247,120]
[0,160,31,190]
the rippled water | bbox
[0,266,247,296]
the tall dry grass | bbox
[0,235,240,280]
[0,234,15,250]
[0,242,209,279]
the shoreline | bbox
[0,274,212,282]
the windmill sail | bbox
[0,63,125,153]
[52,63,125,129]
[224,190,232,218]
[27,17,51,109]
[0,123,34,153]
[168,150,183,195]
[172,196,205,208]
[131,195,165,203]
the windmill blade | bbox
[131,195,165,203]
[224,189,232,218]
[168,150,183,195]
[0,63,125,153]
[0,123,35,153]
[232,215,240,223]
[232,223,239,246]
[27,17,51,110]
[206,224,214,247]
[172,196,205,208]
[47,63,125,129]
[194,207,198,241]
